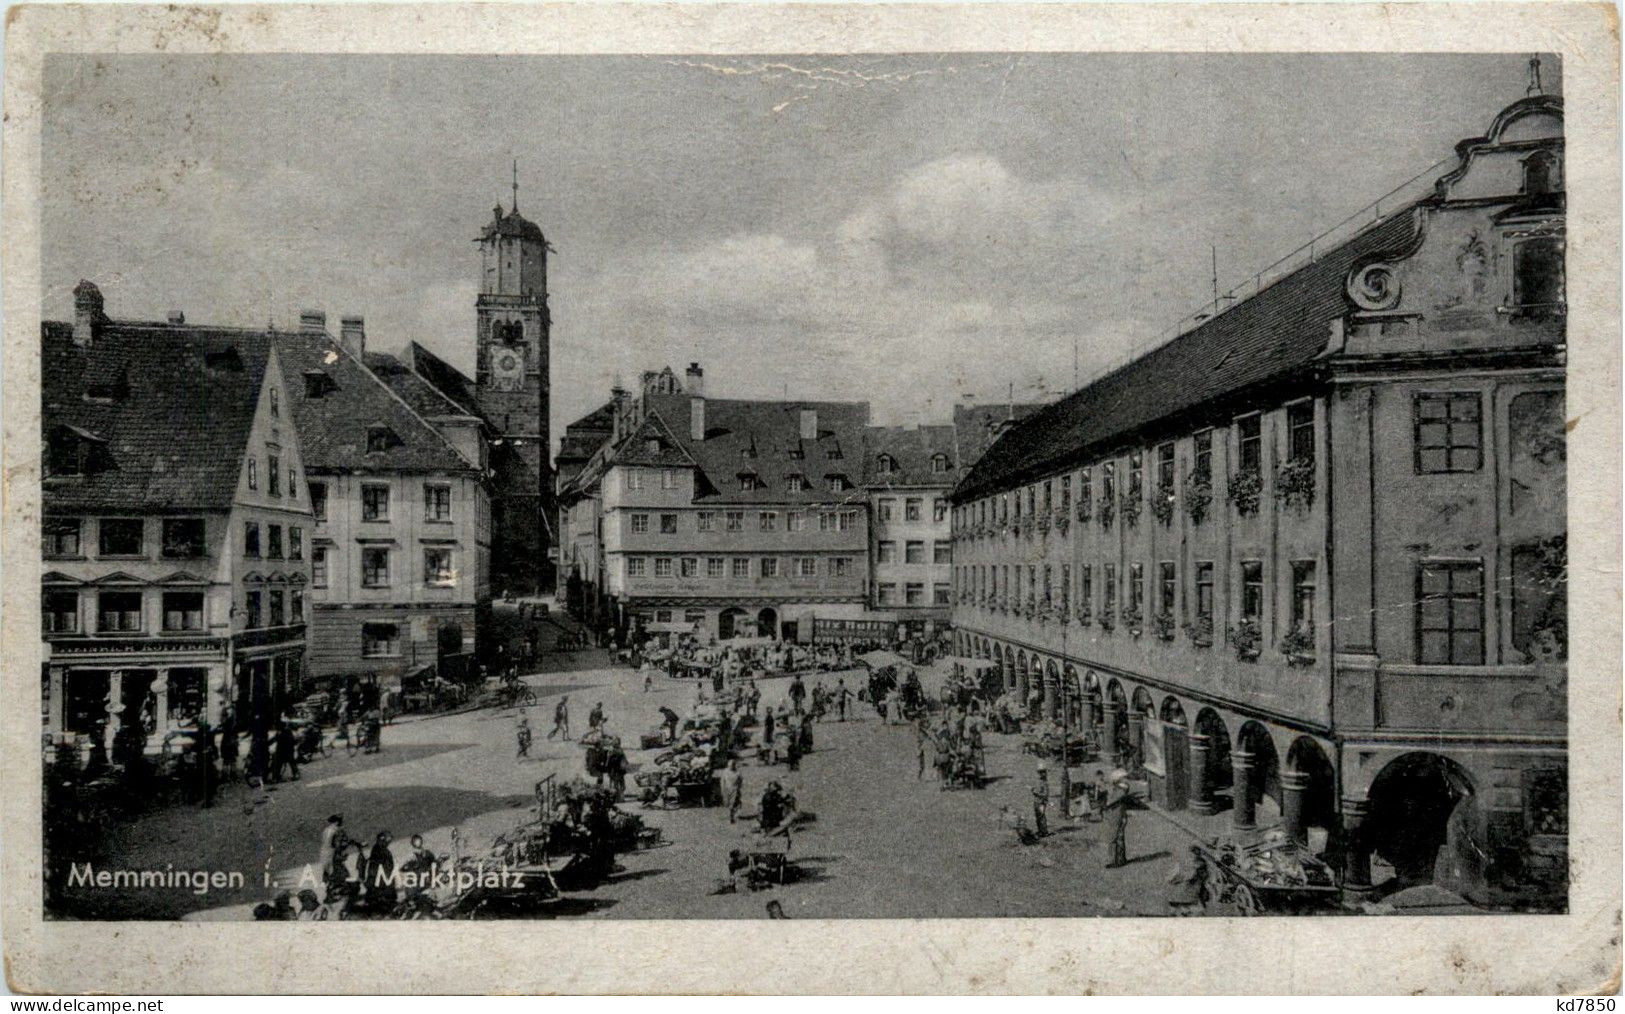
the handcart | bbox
[1193,829,1339,915]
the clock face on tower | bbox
[491,346,524,391]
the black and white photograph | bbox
[2,2,1619,996]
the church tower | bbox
[475,169,553,594]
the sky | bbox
[41,52,1557,447]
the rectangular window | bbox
[654,558,674,578]
[1061,565,1071,612]
[630,513,650,534]
[832,557,852,578]
[309,482,328,521]
[1080,469,1092,512]
[1060,476,1072,511]
[99,518,144,557]
[43,591,79,633]
[1514,237,1565,309]
[291,590,304,623]
[1240,561,1264,622]
[787,511,806,532]
[44,518,82,558]
[1288,402,1316,464]
[786,475,805,493]
[362,623,400,658]
[1101,462,1116,503]
[288,527,303,561]
[247,459,258,491]
[362,547,390,587]
[1414,393,1483,474]
[905,582,925,605]
[1129,563,1144,612]
[312,546,328,588]
[1291,560,1317,635]
[839,510,858,531]
[655,609,673,623]
[425,484,452,521]
[759,511,777,532]
[1128,451,1143,498]
[704,557,724,578]
[661,468,678,490]
[1238,415,1262,474]
[797,557,818,577]
[696,511,715,532]
[268,590,286,627]
[680,557,698,578]
[1042,564,1053,604]
[933,540,951,564]
[660,514,678,535]
[288,468,298,500]
[361,484,390,521]
[1417,561,1485,665]
[684,609,705,625]
[1042,481,1052,513]
[878,499,895,522]
[627,557,646,577]
[904,540,925,564]
[877,583,897,605]
[243,522,261,558]
[266,524,283,560]
[161,518,206,558]
[161,593,203,632]
[725,511,744,532]
[1194,430,1213,480]
[732,558,750,579]
[425,548,454,587]
[877,541,897,564]
[1157,442,1175,490]
[932,498,947,523]
[1160,562,1176,616]
[1103,564,1117,614]
[905,498,922,521]
[760,557,779,578]
[244,590,262,629]
[626,471,643,491]
[268,455,281,496]
[933,583,951,606]
[1196,562,1214,622]
[1081,565,1093,619]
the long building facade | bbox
[950,95,1567,908]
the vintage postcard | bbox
[2,2,1619,996]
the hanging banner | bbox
[1142,716,1167,777]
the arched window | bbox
[1523,149,1561,196]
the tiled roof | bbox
[635,393,871,505]
[363,351,476,421]
[243,330,478,477]
[405,342,490,425]
[861,424,959,488]
[951,403,1045,473]
[610,412,699,469]
[42,321,269,512]
[478,208,547,245]
[954,207,1421,501]
[557,400,616,465]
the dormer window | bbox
[828,474,850,492]
[1523,149,1561,196]
[876,454,897,474]
[367,425,399,454]
[931,453,950,473]
[269,387,280,418]
[646,438,662,455]
[45,425,105,478]
[738,473,761,492]
[787,447,804,460]
[741,446,757,460]
[826,446,843,461]
[304,370,335,399]
[786,474,806,493]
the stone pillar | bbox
[1281,770,1311,844]
[1102,701,1123,766]
[154,669,171,736]
[1127,711,1145,775]
[1231,749,1257,830]
[1042,670,1058,721]
[1188,732,1214,815]
[1341,796,1373,892]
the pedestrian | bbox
[362,707,383,754]
[366,831,398,912]
[789,675,806,715]
[271,720,299,783]
[548,696,570,740]
[1032,763,1050,838]
[1104,768,1133,868]
[515,711,532,759]
[644,672,653,694]
[318,814,344,897]
[836,678,850,722]
[589,701,606,730]
[606,745,628,799]
[720,759,743,823]
[763,706,776,749]
[195,719,218,807]
[659,706,680,744]
[217,709,239,781]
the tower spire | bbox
[1527,55,1544,96]
[512,158,519,213]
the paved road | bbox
[55,652,1219,920]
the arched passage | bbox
[1366,753,1477,889]
[1192,708,1233,817]
[1106,679,1131,766]
[1284,736,1338,846]
[1015,653,1030,711]
[1043,659,1061,720]
[756,607,778,639]
[1233,721,1282,830]
[1155,697,1191,811]
[1129,686,1155,776]
[718,607,748,640]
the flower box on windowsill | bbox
[1152,612,1176,641]
[1055,514,1070,536]
[1228,619,1262,662]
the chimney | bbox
[167,310,186,325]
[690,395,706,443]
[685,362,704,397]
[610,384,630,444]
[72,280,105,347]
[339,315,366,359]
[799,408,818,441]
[299,309,327,335]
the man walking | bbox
[836,678,851,722]
[720,759,744,823]
[515,711,532,759]
[1032,763,1050,838]
[548,696,571,741]
[1104,769,1133,868]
